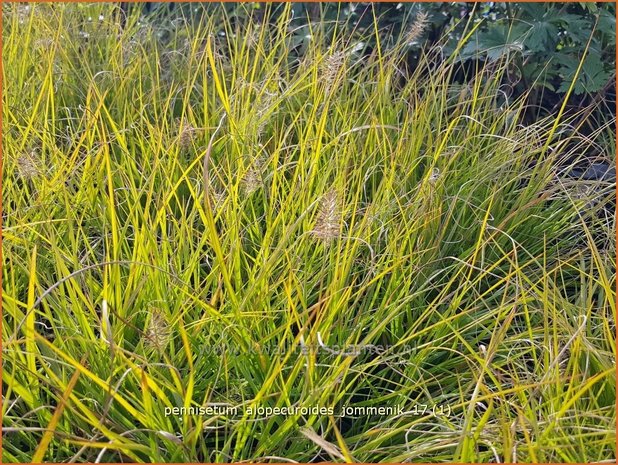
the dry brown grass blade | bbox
[299,426,346,461]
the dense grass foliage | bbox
[2,3,616,462]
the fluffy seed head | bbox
[145,308,170,351]
[241,163,262,196]
[17,150,42,179]
[312,188,341,242]
[405,11,429,45]
[321,51,346,95]
[176,118,200,149]
[241,151,267,196]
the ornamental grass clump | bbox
[2,3,615,463]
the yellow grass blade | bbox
[32,354,85,463]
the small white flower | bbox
[87,16,92,21]
[98,14,104,21]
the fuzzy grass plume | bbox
[312,188,342,242]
